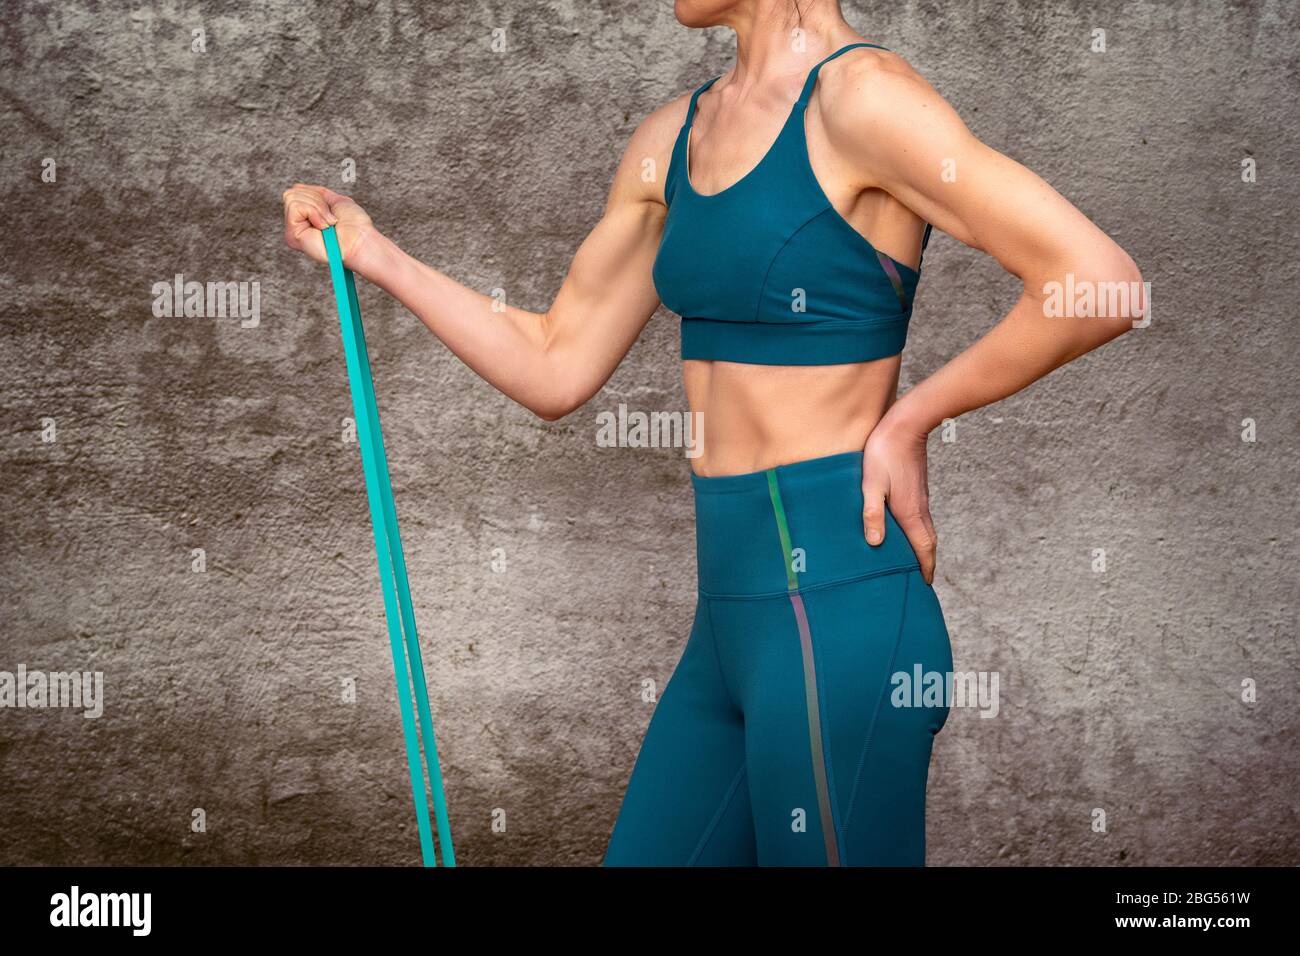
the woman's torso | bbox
[682,357,901,475]
[653,42,929,477]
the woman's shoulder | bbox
[815,43,928,114]
[604,86,698,207]
[640,84,699,146]
[815,46,951,158]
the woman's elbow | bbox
[528,386,586,422]
[1102,250,1145,336]
[1057,248,1146,338]
[532,403,571,423]
[528,397,569,422]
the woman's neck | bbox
[722,1,858,90]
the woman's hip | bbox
[691,450,920,598]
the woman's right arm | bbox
[282,104,681,421]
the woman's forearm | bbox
[350,229,565,418]
[889,258,1145,436]
[283,111,668,421]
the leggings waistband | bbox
[691,450,919,598]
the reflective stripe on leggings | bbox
[765,469,841,866]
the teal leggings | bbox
[603,451,953,866]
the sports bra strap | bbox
[683,76,720,130]
[919,222,933,268]
[796,42,889,104]
[685,42,888,129]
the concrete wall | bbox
[0,0,1295,866]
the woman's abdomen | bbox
[682,356,901,477]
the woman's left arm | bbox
[827,52,1146,582]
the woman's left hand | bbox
[861,410,937,585]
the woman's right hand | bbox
[281,184,375,267]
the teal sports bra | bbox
[653,42,932,366]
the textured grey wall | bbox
[1,0,1295,866]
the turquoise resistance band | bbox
[321,225,455,867]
